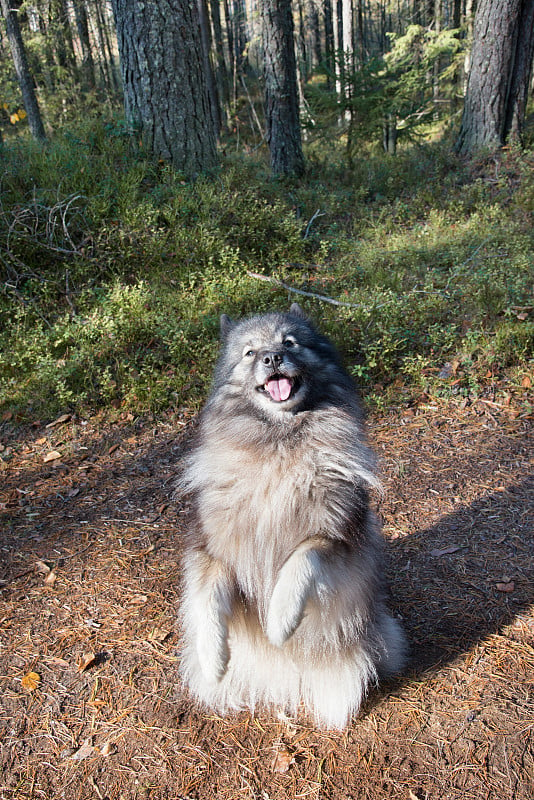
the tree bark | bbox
[50,0,77,75]
[210,0,230,124]
[309,0,322,70]
[261,0,305,176]
[504,0,534,141]
[110,0,218,176]
[197,0,221,134]
[73,0,96,91]
[232,0,247,73]
[0,0,47,141]
[456,0,534,153]
[323,0,335,88]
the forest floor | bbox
[1,394,533,800]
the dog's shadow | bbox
[385,472,534,680]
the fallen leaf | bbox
[21,671,41,691]
[35,560,51,576]
[43,450,62,463]
[77,652,97,672]
[148,626,171,642]
[438,359,461,380]
[128,595,148,605]
[496,581,515,593]
[70,738,95,761]
[44,569,57,587]
[46,656,69,667]
[284,721,298,739]
[108,443,120,455]
[430,545,461,557]
[521,375,532,389]
[100,741,115,756]
[272,748,295,773]
[35,437,47,445]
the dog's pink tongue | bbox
[266,377,292,402]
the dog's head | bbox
[211,304,351,418]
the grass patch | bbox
[1,119,533,421]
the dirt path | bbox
[1,399,532,800]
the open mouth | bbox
[258,374,300,403]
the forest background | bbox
[1,5,533,799]
[0,0,533,422]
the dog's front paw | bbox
[266,572,306,648]
[197,625,229,684]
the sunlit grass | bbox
[1,119,532,420]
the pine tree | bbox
[456,0,534,153]
[110,0,218,176]
[262,0,305,176]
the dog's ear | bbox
[289,302,307,319]
[220,314,235,338]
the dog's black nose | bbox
[262,351,283,368]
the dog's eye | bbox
[283,338,296,348]
[244,349,255,358]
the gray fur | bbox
[178,305,406,729]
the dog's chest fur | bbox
[201,434,326,599]
[188,408,372,609]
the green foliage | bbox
[0,118,533,420]
[305,25,464,156]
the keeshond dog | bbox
[178,304,406,729]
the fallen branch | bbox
[246,271,364,308]
[304,209,325,239]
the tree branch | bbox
[246,271,364,308]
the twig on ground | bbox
[246,271,364,308]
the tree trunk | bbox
[296,0,308,81]
[0,0,47,141]
[198,0,221,134]
[232,0,247,73]
[432,0,441,118]
[222,0,236,92]
[50,0,77,76]
[261,0,305,176]
[73,0,96,91]
[504,0,534,142]
[323,0,335,88]
[210,0,230,125]
[111,0,218,176]
[309,0,322,70]
[456,0,534,153]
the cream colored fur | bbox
[178,308,406,729]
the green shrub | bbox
[1,119,532,420]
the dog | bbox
[178,303,406,729]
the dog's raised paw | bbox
[266,574,306,647]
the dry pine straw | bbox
[0,397,533,800]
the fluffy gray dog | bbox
[178,304,406,729]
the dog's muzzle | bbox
[257,352,299,403]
